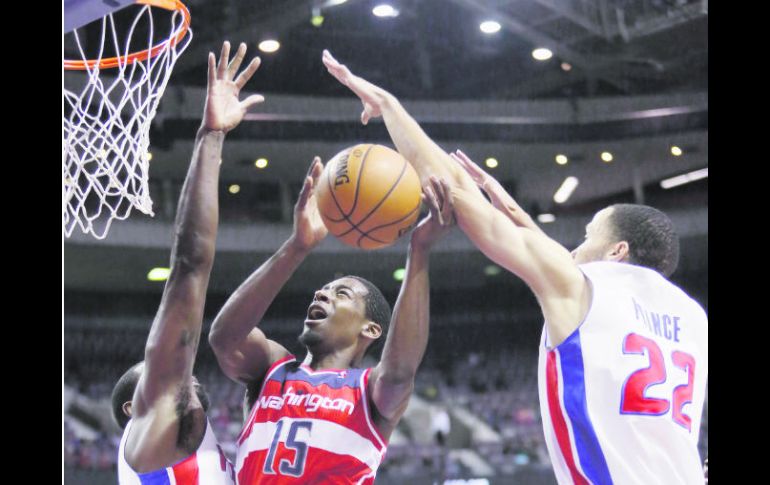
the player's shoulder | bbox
[580,261,706,315]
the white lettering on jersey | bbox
[256,386,355,415]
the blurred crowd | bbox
[64,323,707,479]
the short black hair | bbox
[110,362,210,430]
[607,204,680,277]
[346,276,391,357]
[111,362,143,429]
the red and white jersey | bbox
[118,418,235,485]
[538,262,708,485]
[235,356,387,485]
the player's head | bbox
[110,362,211,429]
[299,275,391,359]
[571,204,679,277]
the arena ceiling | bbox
[63,0,708,302]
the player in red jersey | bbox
[110,41,264,484]
[208,158,453,484]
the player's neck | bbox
[302,348,362,371]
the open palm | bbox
[292,157,329,251]
[204,42,265,133]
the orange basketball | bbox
[315,144,422,250]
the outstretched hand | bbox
[411,176,455,249]
[291,157,329,251]
[204,41,265,133]
[322,49,389,125]
[450,150,545,235]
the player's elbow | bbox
[173,230,216,272]
[208,323,230,355]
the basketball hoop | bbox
[63,0,192,239]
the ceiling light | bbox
[660,168,708,189]
[553,176,579,204]
[480,21,501,34]
[537,213,556,223]
[555,154,568,165]
[532,48,553,61]
[485,157,498,168]
[671,146,683,156]
[311,14,324,27]
[561,62,572,71]
[145,152,153,162]
[228,184,240,194]
[255,158,268,169]
[601,151,613,163]
[258,40,280,53]
[148,267,170,281]
[373,4,399,17]
[484,265,501,276]
[393,268,405,281]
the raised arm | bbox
[433,176,589,347]
[125,42,263,469]
[209,158,328,385]
[322,50,477,193]
[450,149,546,236]
[322,51,589,346]
[134,42,264,413]
[368,185,454,430]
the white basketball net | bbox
[63,5,192,239]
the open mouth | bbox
[306,304,328,322]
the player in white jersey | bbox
[322,51,708,484]
[110,41,266,485]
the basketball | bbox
[315,144,422,250]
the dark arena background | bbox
[63,1,708,484]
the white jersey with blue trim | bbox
[118,418,235,485]
[537,261,708,485]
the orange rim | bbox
[63,0,190,71]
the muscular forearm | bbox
[451,186,528,276]
[209,238,310,351]
[379,243,431,381]
[141,128,225,392]
[169,128,225,271]
[378,94,473,189]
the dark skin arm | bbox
[367,182,454,439]
[125,41,264,472]
[209,158,327,391]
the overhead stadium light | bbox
[393,268,406,281]
[532,48,553,61]
[660,168,708,189]
[485,157,498,168]
[671,146,683,156]
[148,267,170,282]
[480,21,501,34]
[553,176,579,204]
[228,184,240,194]
[373,4,399,17]
[258,40,280,53]
[537,213,556,223]
[555,154,568,165]
[601,151,613,163]
[484,265,501,276]
[255,158,268,169]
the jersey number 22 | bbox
[620,333,696,431]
